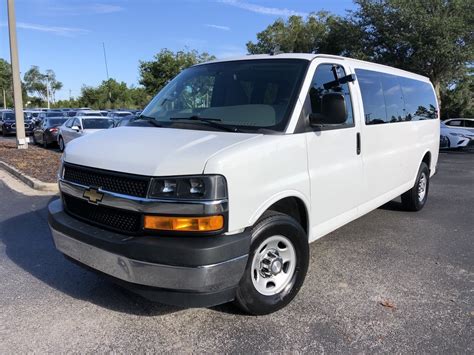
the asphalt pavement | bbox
[0,151,473,353]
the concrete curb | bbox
[0,160,58,192]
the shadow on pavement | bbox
[1,202,185,317]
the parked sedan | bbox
[440,122,474,149]
[58,116,114,151]
[0,111,34,136]
[444,118,474,132]
[32,117,68,148]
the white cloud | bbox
[1,22,90,37]
[205,24,231,31]
[47,3,124,16]
[219,0,308,17]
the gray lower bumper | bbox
[50,227,248,293]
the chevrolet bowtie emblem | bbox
[83,188,104,204]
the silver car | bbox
[58,116,114,152]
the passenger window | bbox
[65,118,73,128]
[447,120,462,126]
[399,77,437,120]
[357,69,438,124]
[309,64,354,127]
[356,69,386,124]
[380,74,405,122]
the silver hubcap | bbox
[418,172,427,202]
[251,235,296,296]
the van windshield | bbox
[141,59,308,133]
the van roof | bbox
[197,53,430,82]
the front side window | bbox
[141,59,309,132]
[308,64,354,127]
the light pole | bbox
[7,0,27,149]
[46,74,50,109]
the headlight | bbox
[148,175,227,200]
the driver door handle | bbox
[356,132,361,155]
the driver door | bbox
[305,60,364,239]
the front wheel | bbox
[234,211,309,315]
[401,162,430,211]
[58,136,65,152]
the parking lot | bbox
[0,151,473,353]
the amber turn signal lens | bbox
[144,215,224,232]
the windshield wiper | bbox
[135,115,162,127]
[169,115,241,132]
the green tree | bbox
[23,66,63,104]
[76,79,149,109]
[0,58,12,107]
[441,69,474,119]
[353,0,474,105]
[139,49,215,95]
[247,12,347,55]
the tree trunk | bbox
[433,80,441,118]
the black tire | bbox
[42,134,49,148]
[234,211,309,315]
[1,126,6,137]
[58,136,65,152]
[401,162,430,211]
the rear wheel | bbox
[42,134,49,148]
[234,211,309,315]
[401,162,430,211]
[58,136,65,152]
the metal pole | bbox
[2,88,6,109]
[46,75,50,109]
[7,0,27,149]
[102,42,109,80]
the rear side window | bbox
[399,77,437,120]
[446,120,462,126]
[356,69,438,124]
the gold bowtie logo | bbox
[83,188,104,204]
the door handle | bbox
[356,132,361,155]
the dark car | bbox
[0,111,34,136]
[32,117,68,147]
[114,115,138,127]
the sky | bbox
[0,0,356,100]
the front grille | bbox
[63,163,150,198]
[63,194,142,233]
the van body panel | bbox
[63,126,261,176]
[203,134,310,233]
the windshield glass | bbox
[46,112,63,117]
[82,118,114,129]
[48,118,67,126]
[4,112,28,120]
[141,59,308,132]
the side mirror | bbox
[71,125,81,131]
[310,92,347,126]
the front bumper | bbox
[48,199,251,307]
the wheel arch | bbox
[249,192,310,237]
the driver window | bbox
[309,64,354,126]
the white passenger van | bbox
[48,54,439,314]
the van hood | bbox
[63,127,261,176]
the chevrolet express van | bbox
[48,54,439,315]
